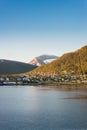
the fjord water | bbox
[0,86,87,130]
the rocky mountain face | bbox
[30,45,87,75]
[0,59,37,74]
[29,55,58,66]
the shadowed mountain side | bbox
[0,59,37,74]
[29,45,87,75]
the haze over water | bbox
[0,85,87,130]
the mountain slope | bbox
[0,59,37,74]
[30,45,87,75]
[29,54,58,66]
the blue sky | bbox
[0,0,87,62]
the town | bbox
[0,72,87,85]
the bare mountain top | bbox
[29,54,58,66]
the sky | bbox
[0,0,87,63]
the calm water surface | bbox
[0,85,87,130]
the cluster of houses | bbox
[0,72,87,85]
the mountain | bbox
[29,55,58,66]
[0,59,37,74]
[30,45,87,75]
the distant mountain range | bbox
[0,59,37,74]
[0,45,87,75]
[30,45,87,75]
[29,55,58,66]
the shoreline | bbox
[0,81,87,88]
[41,81,87,85]
[40,81,87,88]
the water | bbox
[0,85,87,130]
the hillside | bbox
[29,45,87,75]
[29,54,58,66]
[0,59,37,74]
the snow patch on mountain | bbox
[43,59,56,64]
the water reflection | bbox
[0,85,87,130]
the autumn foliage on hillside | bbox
[30,45,87,75]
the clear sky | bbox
[0,0,87,62]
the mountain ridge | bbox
[29,45,87,75]
[0,59,37,74]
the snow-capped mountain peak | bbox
[29,54,58,66]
